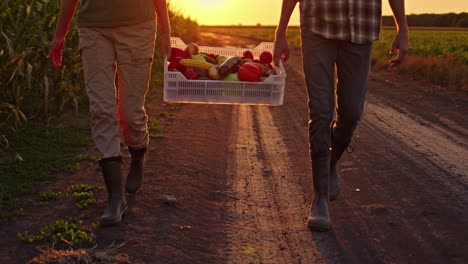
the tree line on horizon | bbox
[382,12,468,28]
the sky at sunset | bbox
[168,0,468,26]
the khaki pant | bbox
[78,20,156,158]
[301,31,372,157]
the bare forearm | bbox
[388,0,408,32]
[54,0,79,40]
[153,0,171,35]
[276,0,298,36]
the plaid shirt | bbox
[298,0,382,43]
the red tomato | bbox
[259,51,273,64]
[242,50,254,60]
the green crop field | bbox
[374,28,468,64]
[201,26,468,90]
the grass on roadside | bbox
[0,122,92,203]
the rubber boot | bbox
[307,155,331,231]
[329,143,346,201]
[99,157,128,226]
[126,147,146,193]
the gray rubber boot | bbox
[126,147,146,193]
[307,155,331,231]
[99,157,128,226]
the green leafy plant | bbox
[68,184,103,209]
[40,191,66,201]
[18,218,96,246]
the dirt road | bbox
[194,32,468,263]
[1,33,467,263]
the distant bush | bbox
[382,13,468,28]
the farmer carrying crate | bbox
[274,0,409,231]
[47,0,172,226]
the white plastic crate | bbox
[164,37,286,105]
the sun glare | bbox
[200,0,221,5]
[194,0,225,9]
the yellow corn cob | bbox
[179,59,214,70]
[191,54,206,61]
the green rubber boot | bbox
[329,143,346,201]
[307,155,331,231]
[126,147,146,193]
[99,157,128,226]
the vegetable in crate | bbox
[199,53,217,64]
[183,69,198,80]
[224,73,240,81]
[218,56,242,77]
[168,56,186,72]
[179,59,214,70]
[194,68,208,78]
[216,55,228,65]
[252,62,268,75]
[191,54,206,61]
[242,58,253,64]
[208,66,222,80]
[242,50,254,60]
[208,54,217,59]
[170,47,188,63]
[260,51,273,64]
[238,62,262,82]
[185,43,199,56]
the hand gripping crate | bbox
[164,37,286,105]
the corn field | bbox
[0,0,198,149]
[1,0,82,148]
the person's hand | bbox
[273,33,289,66]
[47,38,65,68]
[159,32,171,61]
[389,30,408,68]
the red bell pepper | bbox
[238,62,262,82]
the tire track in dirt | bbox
[224,105,322,264]
[223,98,353,264]
[365,95,467,194]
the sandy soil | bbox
[0,32,466,264]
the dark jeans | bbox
[301,31,372,157]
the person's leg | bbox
[113,20,156,193]
[79,27,127,226]
[331,40,372,200]
[301,31,337,231]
